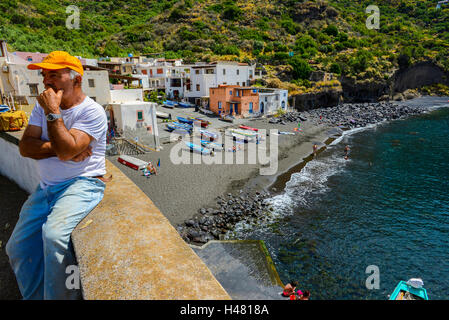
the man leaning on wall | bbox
[5,51,108,300]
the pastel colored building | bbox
[258,88,289,115]
[0,41,110,107]
[185,61,256,104]
[209,85,260,118]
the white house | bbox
[258,88,289,115]
[184,61,256,105]
[107,88,160,149]
[0,41,111,107]
[136,58,191,99]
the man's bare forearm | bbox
[19,136,56,160]
[47,119,79,161]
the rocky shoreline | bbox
[177,101,428,245]
[303,101,426,129]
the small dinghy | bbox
[185,141,213,155]
[163,100,177,108]
[156,111,170,119]
[389,278,429,300]
[177,116,194,124]
[178,101,195,108]
[239,125,259,132]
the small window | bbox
[137,110,144,122]
[29,84,39,96]
[88,79,95,88]
[196,84,200,91]
[195,70,200,74]
[223,69,226,75]
[157,68,163,74]
[236,69,239,75]
[229,90,232,95]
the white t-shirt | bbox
[28,96,107,187]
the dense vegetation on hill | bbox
[1,0,448,89]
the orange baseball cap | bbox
[27,51,84,76]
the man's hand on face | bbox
[70,145,92,162]
[37,88,63,115]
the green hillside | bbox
[1,0,448,87]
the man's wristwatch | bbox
[46,113,62,122]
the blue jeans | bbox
[6,177,105,300]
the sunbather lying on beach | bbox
[146,162,158,175]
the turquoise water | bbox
[233,98,449,299]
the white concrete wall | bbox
[111,102,158,132]
[5,63,45,106]
[82,70,111,106]
[109,89,144,103]
[0,137,39,194]
[259,89,289,114]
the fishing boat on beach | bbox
[189,117,210,128]
[196,129,219,141]
[230,128,259,138]
[163,100,177,108]
[229,131,256,142]
[220,114,235,123]
[199,107,214,115]
[178,101,195,108]
[177,116,194,124]
[239,125,259,132]
[200,140,224,151]
[166,122,192,134]
[185,141,213,155]
[156,111,170,119]
[389,279,429,300]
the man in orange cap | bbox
[6,51,108,299]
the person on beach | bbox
[313,144,318,158]
[6,51,108,300]
[146,161,158,175]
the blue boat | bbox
[177,116,194,125]
[389,279,429,300]
[166,122,192,134]
[172,121,192,129]
[178,101,195,108]
[163,100,177,108]
[200,140,224,151]
[185,141,213,155]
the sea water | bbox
[231,97,449,299]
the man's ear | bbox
[74,76,82,87]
